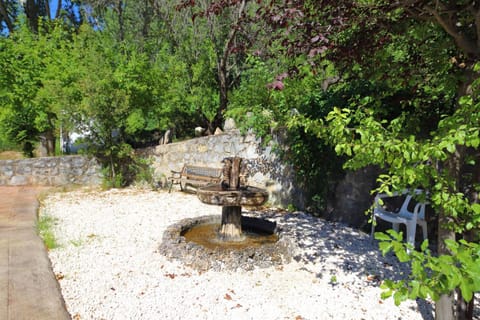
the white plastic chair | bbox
[370,189,428,247]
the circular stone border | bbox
[158,215,294,271]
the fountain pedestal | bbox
[196,157,268,242]
[220,206,242,240]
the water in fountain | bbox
[181,218,278,250]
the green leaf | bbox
[386,229,403,242]
[445,239,459,253]
[393,290,407,306]
[472,203,480,214]
[446,143,456,153]
[374,232,391,241]
[379,241,393,256]
[381,289,393,299]
[419,285,431,300]
[409,281,420,299]
[470,137,480,148]
[396,248,411,263]
[460,279,473,302]
[420,239,429,252]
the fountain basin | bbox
[158,214,293,271]
[197,185,268,207]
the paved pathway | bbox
[0,186,70,320]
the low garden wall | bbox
[140,130,306,209]
[0,131,375,226]
[0,155,102,186]
[141,130,381,227]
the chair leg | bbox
[406,222,417,248]
[392,223,400,233]
[370,216,376,242]
[419,221,428,242]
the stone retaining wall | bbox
[140,130,305,209]
[0,155,102,186]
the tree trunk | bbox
[435,145,463,320]
[436,203,457,320]
[44,130,56,156]
[436,212,456,320]
[0,1,15,32]
[212,58,228,132]
[45,0,51,20]
[24,0,39,32]
[55,0,62,19]
[117,0,124,42]
[210,0,246,133]
[141,0,151,39]
[457,230,477,320]
[436,292,456,320]
[23,141,34,158]
[466,295,474,320]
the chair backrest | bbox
[415,202,426,220]
[377,189,427,220]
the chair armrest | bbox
[169,170,183,179]
[413,201,427,220]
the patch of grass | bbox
[0,151,24,160]
[286,204,297,212]
[69,239,83,247]
[36,215,59,250]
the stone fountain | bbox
[158,157,292,271]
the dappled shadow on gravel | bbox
[247,209,436,320]
[250,209,410,280]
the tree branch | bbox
[55,0,63,19]
[221,0,245,65]
[425,5,479,56]
[0,0,14,32]
[475,7,480,50]
[45,0,51,20]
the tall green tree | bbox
[0,19,73,156]
[244,1,479,319]
[74,1,211,138]
[167,0,262,132]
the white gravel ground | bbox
[40,187,440,320]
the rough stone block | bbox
[52,176,69,185]
[10,176,29,185]
[71,168,85,177]
[0,166,13,177]
[71,156,86,167]
[16,166,32,175]
[32,168,50,176]
[197,145,208,153]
